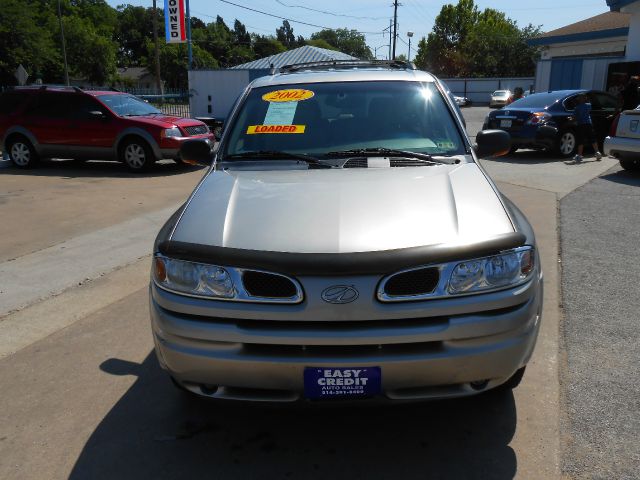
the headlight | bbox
[153,255,235,298]
[448,247,535,294]
[161,127,182,138]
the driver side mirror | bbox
[180,139,214,167]
[474,129,511,158]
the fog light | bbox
[470,379,489,391]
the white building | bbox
[530,0,640,93]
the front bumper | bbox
[150,272,543,402]
[159,134,215,160]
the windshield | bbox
[223,81,466,159]
[493,90,509,96]
[507,92,567,109]
[96,94,161,116]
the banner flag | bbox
[164,0,186,44]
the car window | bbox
[591,92,619,111]
[0,92,29,115]
[509,92,565,109]
[26,92,78,118]
[96,94,161,116]
[563,95,579,111]
[223,81,466,159]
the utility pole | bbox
[392,0,399,60]
[57,0,70,86]
[388,19,392,60]
[152,0,163,96]
[186,0,192,70]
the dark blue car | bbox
[483,90,621,157]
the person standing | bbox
[573,94,602,163]
[506,87,525,105]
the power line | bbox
[275,0,389,21]
[217,0,382,35]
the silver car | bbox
[150,61,543,402]
[490,90,511,108]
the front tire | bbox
[7,137,39,169]
[119,137,154,172]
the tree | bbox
[0,0,61,85]
[306,38,337,51]
[115,5,156,67]
[252,34,286,59]
[310,29,373,59]
[414,0,540,77]
[276,20,296,49]
[233,19,251,46]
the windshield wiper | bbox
[223,150,333,168]
[326,148,459,165]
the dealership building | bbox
[530,0,640,93]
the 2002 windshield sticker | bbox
[246,89,314,135]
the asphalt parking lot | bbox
[0,107,638,479]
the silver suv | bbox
[150,61,543,402]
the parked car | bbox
[150,60,543,403]
[604,105,640,171]
[0,86,215,171]
[490,90,511,108]
[454,95,472,107]
[483,89,622,157]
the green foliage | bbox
[310,29,373,59]
[414,0,541,77]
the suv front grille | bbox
[242,271,299,299]
[383,267,440,297]
[343,158,430,168]
[184,125,209,136]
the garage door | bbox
[550,59,583,90]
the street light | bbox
[374,44,390,59]
[407,31,414,62]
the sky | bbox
[107,0,610,60]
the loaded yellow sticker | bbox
[246,125,306,134]
[262,89,314,102]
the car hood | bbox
[170,164,514,254]
[123,115,204,128]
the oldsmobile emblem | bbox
[321,285,359,304]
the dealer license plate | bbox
[304,367,381,399]
[500,119,512,128]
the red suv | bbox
[0,86,214,171]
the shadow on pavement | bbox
[70,352,518,480]
[490,150,564,165]
[0,158,204,179]
[600,168,640,187]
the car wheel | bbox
[509,146,518,155]
[7,137,39,168]
[557,130,577,157]
[620,157,640,172]
[119,138,154,172]
[500,366,526,390]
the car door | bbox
[21,92,74,154]
[588,91,621,142]
[64,95,119,156]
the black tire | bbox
[7,136,39,169]
[556,130,578,158]
[620,157,640,172]
[500,366,526,390]
[509,146,518,155]
[119,137,154,172]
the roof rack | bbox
[12,84,84,93]
[277,59,417,74]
